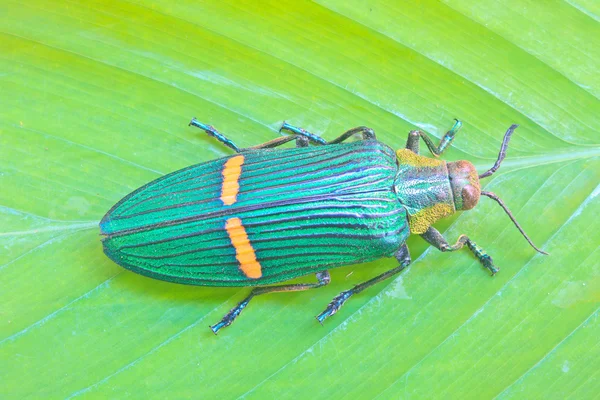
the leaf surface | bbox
[1,1,598,398]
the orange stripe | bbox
[220,155,244,206]
[225,217,262,279]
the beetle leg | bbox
[420,226,498,275]
[246,135,310,150]
[189,118,241,153]
[210,271,331,334]
[190,119,311,152]
[280,122,376,144]
[316,244,411,324]
[405,119,462,156]
[328,126,377,143]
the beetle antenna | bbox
[479,124,519,179]
[481,191,548,255]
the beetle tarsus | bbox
[189,118,241,153]
[465,240,499,276]
[316,290,353,324]
[279,122,328,145]
[210,295,254,334]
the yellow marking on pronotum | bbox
[396,148,445,168]
[221,155,244,205]
[408,203,455,234]
[225,217,262,279]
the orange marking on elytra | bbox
[221,155,244,205]
[225,217,262,279]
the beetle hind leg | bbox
[189,118,241,153]
[189,118,375,153]
[316,244,412,324]
[210,271,331,334]
[246,134,310,150]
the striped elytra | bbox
[100,140,410,286]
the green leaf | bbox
[1,0,598,398]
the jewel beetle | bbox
[100,119,546,333]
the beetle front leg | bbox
[316,244,412,324]
[420,226,498,275]
[210,271,331,334]
[405,119,462,156]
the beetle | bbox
[100,119,546,333]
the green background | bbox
[1,0,599,398]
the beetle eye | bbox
[461,184,479,210]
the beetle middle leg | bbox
[316,244,412,324]
[210,271,331,334]
[280,122,376,144]
[405,119,462,156]
[420,226,498,275]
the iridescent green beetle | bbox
[100,119,546,333]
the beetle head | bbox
[447,160,480,211]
